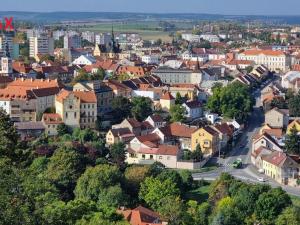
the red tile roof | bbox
[161,122,198,138]
[73,91,97,103]
[161,91,174,100]
[119,206,164,225]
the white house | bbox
[72,55,97,66]
[182,101,203,121]
[142,55,160,65]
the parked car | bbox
[257,177,266,182]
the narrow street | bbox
[193,77,300,197]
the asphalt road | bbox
[193,77,300,197]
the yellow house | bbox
[160,92,175,112]
[191,126,220,156]
[262,151,299,185]
[287,119,300,135]
[106,128,135,146]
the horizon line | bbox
[0,10,299,17]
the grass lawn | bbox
[290,195,300,207]
[185,184,211,203]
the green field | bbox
[77,21,182,41]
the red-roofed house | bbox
[118,206,168,225]
[160,91,175,111]
[262,152,299,185]
[42,113,63,136]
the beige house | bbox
[262,152,299,185]
[42,113,63,136]
[106,128,135,146]
[127,144,180,169]
[265,108,289,128]
[73,91,97,129]
[74,80,114,115]
[159,91,175,111]
[55,89,80,128]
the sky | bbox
[1,0,300,16]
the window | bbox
[167,156,170,160]
[66,112,68,118]
[74,112,77,118]
[158,156,163,160]
[142,154,145,159]
[150,155,153,159]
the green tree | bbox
[187,201,211,225]
[276,206,300,225]
[57,123,70,136]
[255,188,292,225]
[191,144,203,162]
[288,91,300,116]
[245,66,253,74]
[131,97,153,121]
[157,196,186,225]
[0,109,20,161]
[97,184,128,207]
[124,165,150,196]
[74,164,122,202]
[207,82,254,122]
[110,142,127,167]
[91,68,105,81]
[0,158,34,225]
[111,96,132,122]
[139,176,180,210]
[75,209,129,225]
[212,196,243,225]
[175,92,183,105]
[40,199,96,225]
[285,126,300,155]
[170,104,185,122]
[46,146,84,192]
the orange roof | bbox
[161,122,198,138]
[242,49,285,56]
[262,152,287,167]
[73,91,97,103]
[227,59,253,65]
[118,206,164,225]
[56,89,72,103]
[161,91,174,100]
[0,87,35,100]
[9,78,63,89]
[157,145,178,156]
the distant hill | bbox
[1,11,300,24]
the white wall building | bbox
[237,49,291,72]
[29,35,54,58]
[142,55,160,64]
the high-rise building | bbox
[0,33,19,59]
[0,39,12,75]
[29,35,54,59]
[95,33,111,45]
[64,34,82,49]
[53,30,65,40]
[82,31,95,43]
